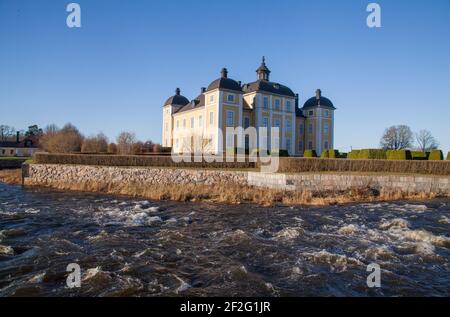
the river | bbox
[0,182,449,297]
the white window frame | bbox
[274,119,281,128]
[263,96,269,109]
[286,100,291,112]
[209,112,214,125]
[191,117,195,128]
[275,99,281,110]
[226,111,234,127]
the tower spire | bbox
[256,56,271,81]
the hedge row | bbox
[33,153,257,169]
[32,153,450,175]
[429,150,444,161]
[277,157,450,175]
[349,149,387,160]
[304,150,317,158]
[386,150,412,160]
[411,151,429,160]
[320,150,339,159]
[447,151,450,161]
[348,149,447,161]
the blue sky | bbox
[1,0,449,152]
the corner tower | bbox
[301,89,336,156]
[162,88,189,147]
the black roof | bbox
[295,107,306,118]
[242,80,296,97]
[0,141,19,147]
[302,96,335,109]
[174,94,205,114]
[164,88,190,107]
[164,94,190,107]
[207,77,242,93]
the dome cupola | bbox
[256,56,271,81]
[163,88,190,107]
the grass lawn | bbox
[0,157,30,160]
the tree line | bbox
[1,123,161,155]
[380,125,439,152]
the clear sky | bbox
[1,0,449,152]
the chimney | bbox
[238,81,242,87]
[221,68,228,78]
[16,131,20,143]
[175,87,181,95]
[315,89,322,99]
[201,87,206,94]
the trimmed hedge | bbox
[329,150,339,159]
[348,149,387,160]
[303,150,317,158]
[277,157,450,175]
[447,152,450,161]
[386,150,412,160]
[348,150,361,160]
[277,150,290,157]
[411,151,429,161]
[429,150,444,161]
[32,153,450,175]
[33,153,257,169]
[321,150,340,159]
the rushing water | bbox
[0,182,449,297]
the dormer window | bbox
[309,110,314,116]
[227,94,235,103]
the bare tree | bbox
[152,143,161,153]
[0,125,15,141]
[380,125,414,150]
[416,129,439,152]
[40,123,83,153]
[132,141,145,155]
[107,142,118,154]
[143,140,154,153]
[44,124,60,135]
[116,131,136,155]
[81,133,108,153]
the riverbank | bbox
[0,169,21,185]
[14,164,450,206]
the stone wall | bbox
[24,164,248,187]
[23,164,450,197]
[248,172,450,195]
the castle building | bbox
[162,58,336,156]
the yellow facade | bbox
[162,60,335,156]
